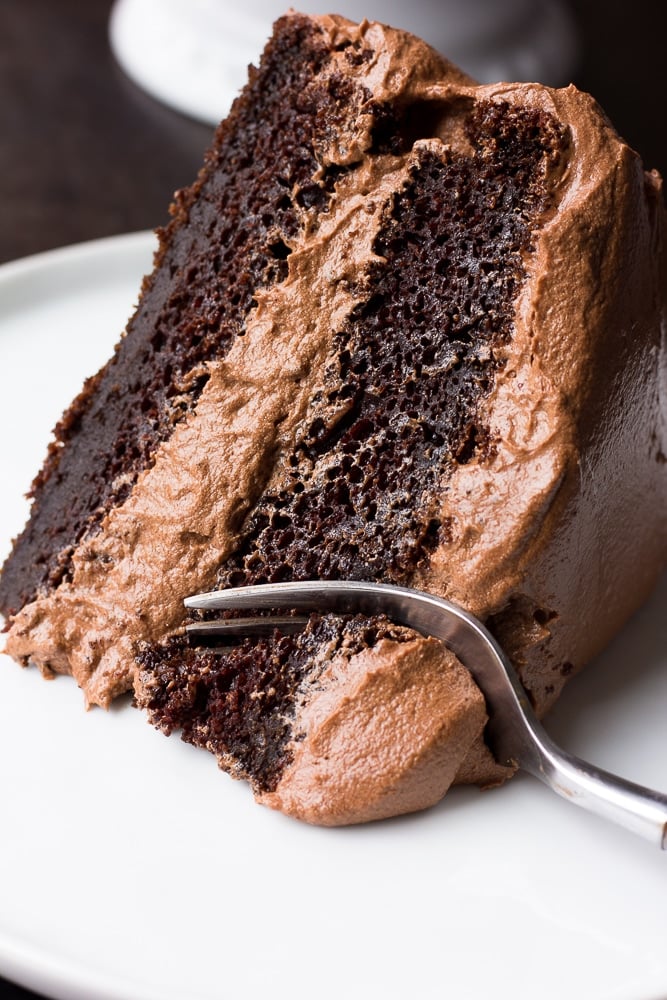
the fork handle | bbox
[525,736,667,848]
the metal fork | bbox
[185,580,667,847]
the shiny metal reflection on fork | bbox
[184,580,667,848]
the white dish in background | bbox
[109,0,580,126]
[0,233,665,1000]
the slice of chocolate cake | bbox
[1,13,666,825]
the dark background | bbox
[0,1,665,997]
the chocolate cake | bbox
[1,13,666,824]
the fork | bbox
[185,580,667,847]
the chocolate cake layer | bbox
[138,614,418,792]
[218,103,566,590]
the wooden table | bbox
[1,1,665,997]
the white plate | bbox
[0,233,666,1000]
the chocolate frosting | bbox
[260,637,488,825]
[4,14,666,823]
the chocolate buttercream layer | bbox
[2,14,666,825]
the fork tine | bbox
[183,582,466,661]
[184,580,485,653]
[184,580,354,613]
[184,579,461,622]
[186,615,310,638]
